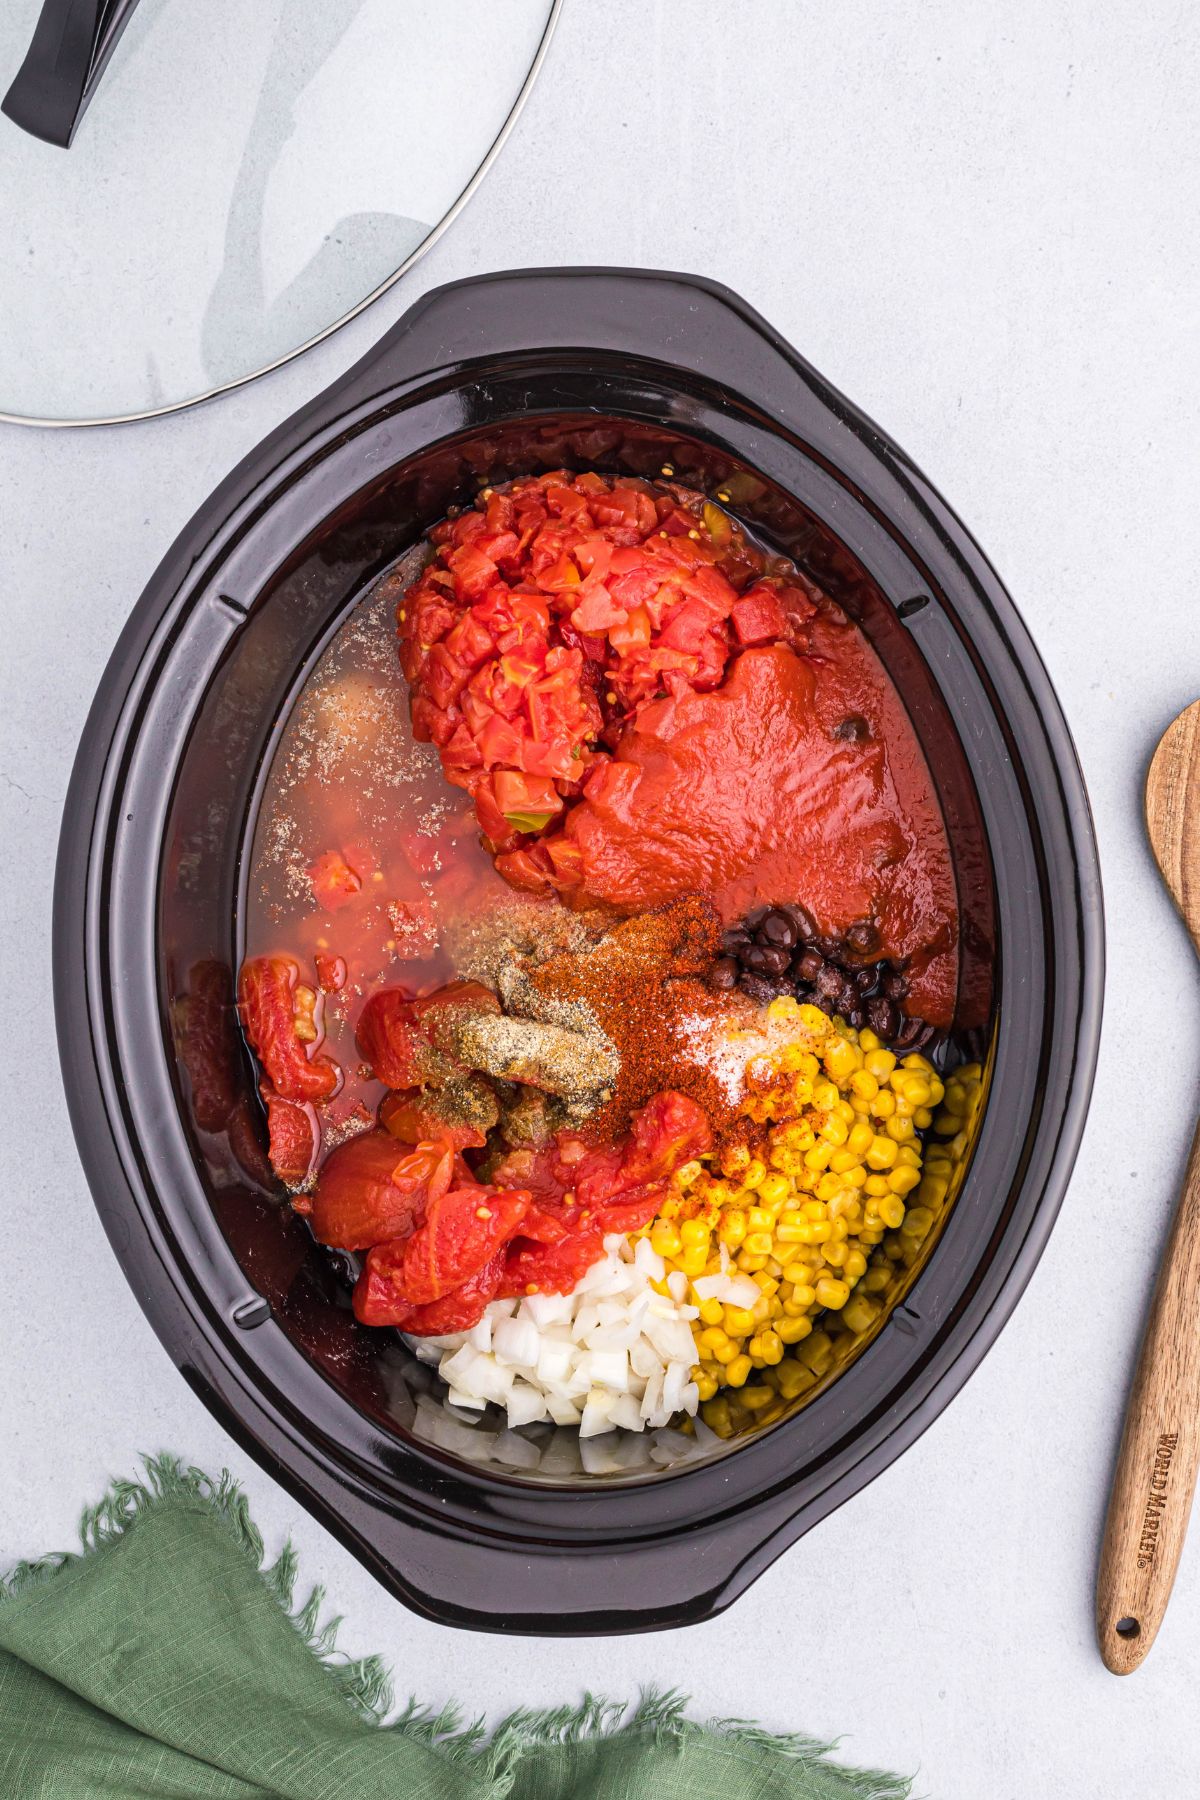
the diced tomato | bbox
[543,836,585,885]
[491,770,563,827]
[355,1246,507,1333]
[448,543,498,600]
[356,988,454,1089]
[314,952,347,993]
[730,585,788,646]
[397,472,797,898]
[422,643,471,711]
[237,956,338,1103]
[492,846,555,894]
[309,1131,454,1249]
[498,1229,607,1298]
[569,586,627,635]
[475,713,525,769]
[263,1090,317,1185]
[471,782,518,849]
[307,849,363,913]
[400,1186,531,1304]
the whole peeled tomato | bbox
[308,1130,454,1250]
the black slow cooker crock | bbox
[54,268,1103,1634]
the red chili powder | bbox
[528,896,739,1141]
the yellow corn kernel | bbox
[815,1275,851,1310]
[865,1048,897,1079]
[701,1396,733,1436]
[774,1359,816,1399]
[918,1174,950,1209]
[847,1121,874,1156]
[739,1383,774,1410]
[870,1089,897,1119]
[843,1248,868,1283]
[649,1222,682,1258]
[902,1205,935,1239]
[775,1219,806,1243]
[823,1240,848,1268]
[695,1371,719,1401]
[878,1195,906,1230]
[679,1246,709,1278]
[816,1171,844,1202]
[724,1354,753,1388]
[723,1305,757,1337]
[798,1329,834,1374]
[804,1142,833,1172]
[866,1135,898,1170]
[737,1251,768,1272]
[887,1164,921,1196]
[718,1209,747,1248]
[776,1314,814,1344]
[711,1337,739,1365]
[758,1173,790,1207]
[698,1297,725,1326]
[828,1148,860,1175]
[824,1035,859,1081]
[749,1329,784,1364]
[842,1295,879,1334]
[742,1158,767,1190]
[680,1218,710,1249]
[797,1220,832,1245]
[885,1114,915,1142]
[797,1003,829,1036]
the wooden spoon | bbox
[1097,698,1200,1672]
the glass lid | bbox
[0,0,559,425]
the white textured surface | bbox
[3,2,1199,1791]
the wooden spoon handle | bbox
[1097,1117,1200,1671]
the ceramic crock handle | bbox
[1096,1118,1200,1672]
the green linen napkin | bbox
[0,1457,915,1799]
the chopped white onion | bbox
[405,1233,702,1435]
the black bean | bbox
[742,943,774,973]
[846,1003,866,1029]
[882,968,909,1000]
[854,964,879,993]
[834,714,870,742]
[814,963,844,1003]
[738,973,779,1004]
[781,901,818,939]
[866,996,900,1040]
[710,957,740,990]
[845,919,880,955]
[755,944,792,976]
[721,928,750,952]
[794,948,826,984]
[760,909,798,948]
